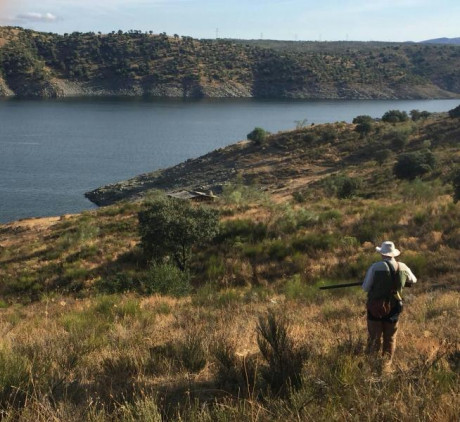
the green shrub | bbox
[284,275,318,303]
[389,130,409,151]
[257,311,307,395]
[247,127,269,145]
[352,205,404,243]
[321,174,362,199]
[272,206,318,234]
[353,115,374,137]
[205,255,226,281]
[401,178,443,203]
[401,253,427,278]
[142,263,190,297]
[177,335,207,373]
[291,233,339,255]
[0,347,31,408]
[217,289,241,307]
[319,209,343,224]
[96,273,140,294]
[382,109,409,123]
[267,239,291,261]
[218,219,268,243]
[393,150,435,180]
[375,149,392,165]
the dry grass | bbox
[0,290,458,420]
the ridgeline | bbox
[1,26,460,99]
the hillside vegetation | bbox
[0,109,459,420]
[1,26,460,99]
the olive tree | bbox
[138,198,219,270]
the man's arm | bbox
[362,264,376,292]
[401,263,417,286]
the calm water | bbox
[1,97,459,223]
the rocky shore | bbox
[1,76,457,100]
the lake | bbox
[1,97,459,223]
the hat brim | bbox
[376,247,400,257]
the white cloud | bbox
[15,12,58,22]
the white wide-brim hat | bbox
[376,241,400,257]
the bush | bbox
[284,274,318,303]
[393,150,435,180]
[321,174,362,199]
[257,311,307,395]
[138,198,219,270]
[410,109,431,121]
[142,263,190,297]
[382,109,409,123]
[389,130,409,151]
[291,233,339,255]
[352,115,374,137]
[178,335,207,373]
[247,127,269,145]
[218,219,268,243]
[375,149,392,165]
[352,205,404,243]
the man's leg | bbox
[382,321,398,361]
[367,319,383,354]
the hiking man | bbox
[362,241,417,366]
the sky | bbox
[0,0,458,42]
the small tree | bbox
[393,150,435,180]
[382,109,409,124]
[353,115,374,138]
[138,198,219,270]
[247,127,268,145]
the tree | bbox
[247,127,269,145]
[393,150,435,180]
[410,109,422,121]
[382,110,409,123]
[448,104,460,119]
[138,198,219,270]
[352,115,374,137]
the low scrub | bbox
[257,311,308,395]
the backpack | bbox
[367,261,402,319]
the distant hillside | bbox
[1,26,460,99]
[422,37,460,45]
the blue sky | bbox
[0,0,458,41]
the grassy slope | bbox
[0,113,459,420]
